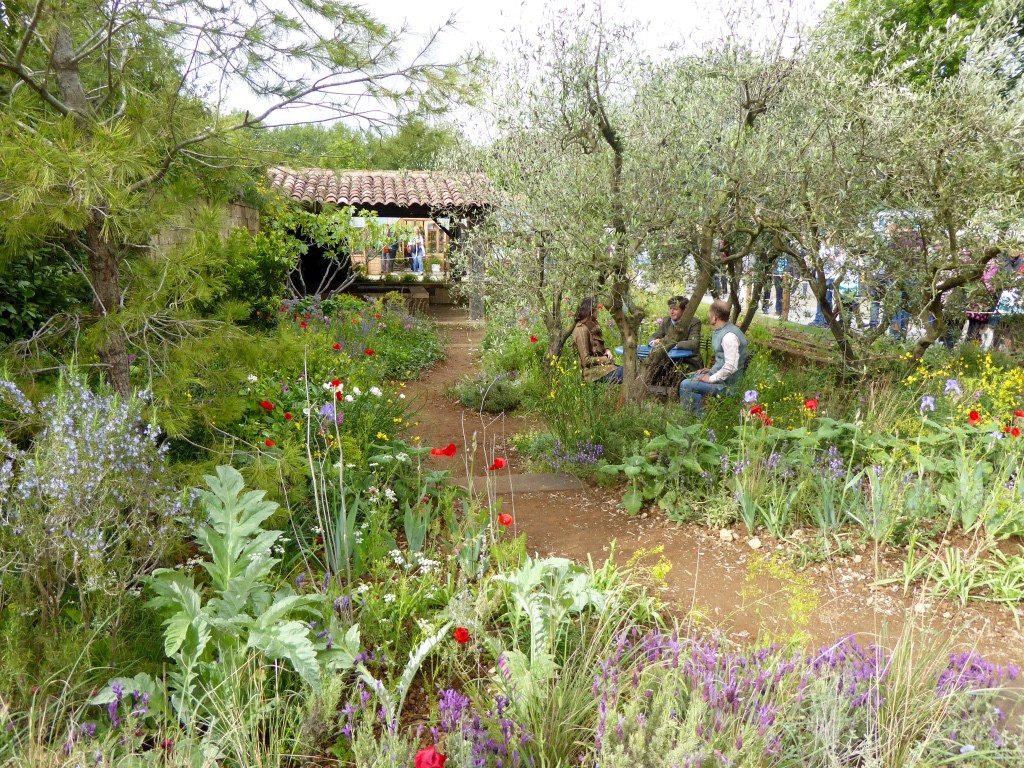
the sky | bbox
[385,0,833,64]
[250,0,836,128]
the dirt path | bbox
[405,308,1023,667]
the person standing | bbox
[571,298,623,383]
[413,230,426,273]
[383,227,398,273]
[811,240,845,327]
[642,295,702,384]
[678,299,747,414]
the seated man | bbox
[678,299,747,414]
[641,295,702,385]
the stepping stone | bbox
[464,473,586,495]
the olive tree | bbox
[757,3,1024,366]
[454,4,665,396]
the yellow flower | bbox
[643,430,651,437]
[412,435,421,443]
[186,391,192,401]
[376,431,388,440]
[393,417,402,423]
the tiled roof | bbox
[267,168,490,209]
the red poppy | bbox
[453,627,470,644]
[498,513,513,526]
[1013,427,1021,438]
[530,335,538,343]
[299,321,308,329]
[331,378,342,388]
[375,313,382,319]
[1003,425,1011,433]
[488,457,507,471]
[969,410,981,426]
[750,405,764,416]
[597,304,604,310]
[430,443,458,458]
[265,439,275,447]
[1015,410,1024,418]
[763,417,774,426]
[415,746,448,768]
[335,390,343,401]
[303,314,311,319]
[364,349,375,356]
[804,399,818,411]
[284,412,293,421]
[332,343,341,351]
[259,400,274,411]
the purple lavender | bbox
[548,439,604,472]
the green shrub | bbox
[0,242,90,342]
[455,374,523,413]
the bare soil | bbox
[405,307,1024,668]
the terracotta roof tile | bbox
[267,168,489,209]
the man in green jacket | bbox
[642,295,702,385]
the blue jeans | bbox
[598,366,624,383]
[812,279,834,326]
[411,247,425,273]
[678,377,727,414]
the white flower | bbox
[303,407,311,415]
[352,387,362,396]
[355,583,370,594]
[369,386,382,397]
[344,394,354,402]
[384,488,397,502]
[368,486,379,496]
[395,452,409,462]
[399,393,406,399]
[247,374,258,383]
[383,593,396,604]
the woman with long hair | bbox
[571,298,622,383]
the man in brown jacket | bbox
[571,298,623,383]
[642,295,702,385]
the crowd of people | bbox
[381,227,427,274]
[734,240,1024,351]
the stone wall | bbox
[149,202,260,254]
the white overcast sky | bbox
[252,0,835,128]
[390,0,833,62]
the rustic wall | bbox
[149,202,260,255]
